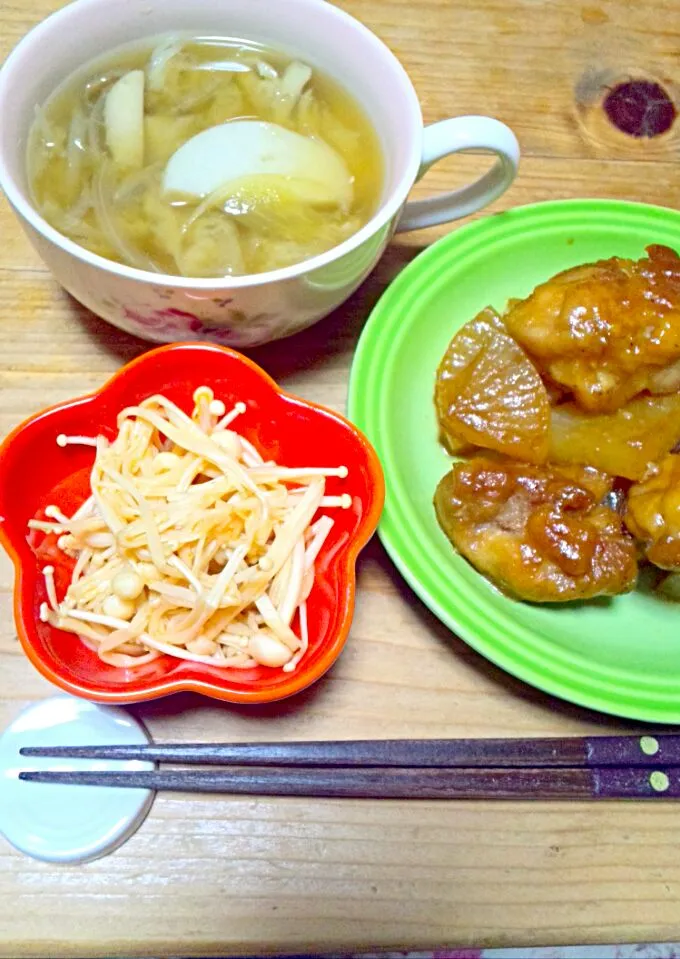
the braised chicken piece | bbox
[625,454,680,569]
[435,456,638,602]
[503,245,680,413]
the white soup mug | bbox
[0,0,520,347]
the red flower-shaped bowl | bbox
[0,343,384,704]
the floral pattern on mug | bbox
[120,304,281,346]
[123,305,190,331]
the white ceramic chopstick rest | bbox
[0,696,154,863]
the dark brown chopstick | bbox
[18,765,680,799]
[19,733,678,768]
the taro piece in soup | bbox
[27,35,384,277]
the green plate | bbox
[348,199,680,724]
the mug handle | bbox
[396,116,520,233]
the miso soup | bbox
[27,35,384,277]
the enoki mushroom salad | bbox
[29,387,351,672]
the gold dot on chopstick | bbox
[649,771,670,793]
[640,736,659,756]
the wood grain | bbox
[2,0,680,955]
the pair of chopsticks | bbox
[17,734,680,800]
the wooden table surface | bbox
[2,0,680,956]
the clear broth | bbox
[27,35,384,277]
